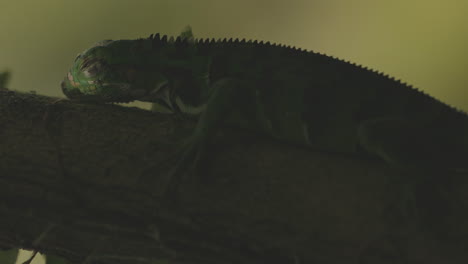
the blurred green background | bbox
[0,0,466,263]
[1,0,467,112]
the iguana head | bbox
[62,26,195,105]
[61,39,170,103]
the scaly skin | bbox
[61,26,468,195]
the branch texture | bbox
[1,90,467,264]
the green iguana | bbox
[61,26,468,195]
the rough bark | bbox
[0,89,467,264]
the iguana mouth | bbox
[61,75,136,103]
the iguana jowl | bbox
[61,26,468,187]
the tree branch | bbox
[1,89,467,264]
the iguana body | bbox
[61,27,468,181]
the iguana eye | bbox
[81,58,105,77]
[81,57,97,70]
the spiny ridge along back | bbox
[144,33,464,114]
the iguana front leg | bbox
[163,78,246,200]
